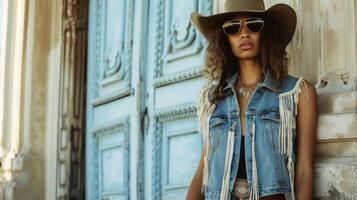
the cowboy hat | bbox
[190,0,297,47]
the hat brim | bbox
[190,3,297,47]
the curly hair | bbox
[200,18,289,105]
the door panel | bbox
[161,117,203,200]
[93,118,130,200]
[147,0,213,199]
[86,0,134,199]
[91,0,132,102]
[86,0,213,199]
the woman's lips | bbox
[239,42,254,50]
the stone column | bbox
[0,0,29,199]
[313,1,357,198]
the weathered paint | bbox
[315,158,357,199]
[317,113,357,140]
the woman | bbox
[186,0,317,200]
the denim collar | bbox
[223,68,282,92]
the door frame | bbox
[46,0,88,199]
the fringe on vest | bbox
[196,80,218,194]
[248,78,309,200]
[249,117,259,200]
[220,121,237,200]
[277,77,309,200]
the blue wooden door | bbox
[86,0,212,199]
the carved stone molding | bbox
[92,86,131,106]
[152,118,163,200]
[163,11,202,62]
[86,1,100,199]
[168,20,197,51]
[154,0,213,84]
[154,102,197,122]
[92,116,130,138]
[315,72,357,95]
[102,46,123,80]
[153,67,201,87]
[153,0,166,79]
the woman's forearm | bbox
[186,172,204,200]
[186,144,206,200]
[295,172,314,200]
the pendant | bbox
[237,86,250,97]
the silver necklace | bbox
[236,73,264,97]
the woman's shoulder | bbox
[280,73,317,104]
[280,73,309,94]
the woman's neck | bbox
[238,58,263,87]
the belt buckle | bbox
[232,178,250,200]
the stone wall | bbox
[266,0,357,198]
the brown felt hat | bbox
[190,0,297,47]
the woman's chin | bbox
[234,48,259,59]
[236,53,259,60]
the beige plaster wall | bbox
[0,0,61,199]
[11,0,52,199]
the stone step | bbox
[316,111,357,158]
[316,140,357,158]
[317,112,357,141]
[318,90,357,114]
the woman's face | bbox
[223,15,262,60]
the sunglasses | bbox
[222,18,264,36]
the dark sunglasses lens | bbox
[224,24,241,35]
[246,21,264,32]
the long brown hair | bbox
[201,18,289,105]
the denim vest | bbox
[202,68,307,200]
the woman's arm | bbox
[185,142,206,200]
[295,80,318,200]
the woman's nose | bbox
[239,24,250,39]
